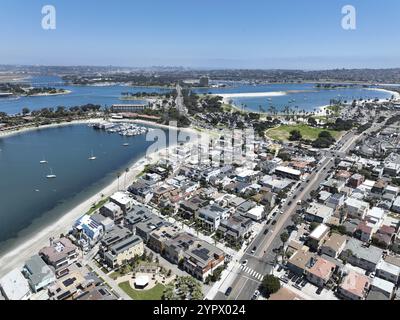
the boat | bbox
[123,143,130,147]
[89,150,97,161]
[46,168,57,179]
[40,157,48,164]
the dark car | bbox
[225,287,233,296]
[288,201,293,206]
[263,229,269,235]
[272,220,277,226]
[316,287,323,295]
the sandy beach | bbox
[216,91,287,104]
[0,120,202,277]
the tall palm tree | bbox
[117,172,121,191]
[124,167,130,189]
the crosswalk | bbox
[239,265,264,281]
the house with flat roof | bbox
[100,226,133,262]
[197,204,232,232]
[216,214,253,245]
[306,257,336,288]
[340,238,383,272]
[307,224,330,251]
[286,250,315,276]
[22,255,56,293]
[274,166,302,180]
[320,233,347,258]
[164,232,198,264]
[73,214,104,247]
[147,225,181,254]
[370,277,395,299]
[39,238,79,278]
[100,202,124,223]
[104,236,144,269]
[338,270,370,300]
[0,268,32,300]
[376,259,400,284]
[182,240,225,281]
[110,191,135,214]
[345,198,369,219]
[305,203,334,224]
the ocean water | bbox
[0,123,176,255]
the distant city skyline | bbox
[1,0,399,69]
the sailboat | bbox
[40,156,48,164]
[88,150,97,161]
[46,168,57,179]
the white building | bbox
[370,277,395,299]
[0,269,31,300]
[246,205,265,221]
[345,198,369,219]
[376,259,400,284]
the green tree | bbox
[260,275,281,296]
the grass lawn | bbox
[119,282,165,300]
[87,197,109,215]
[266,124,341,142]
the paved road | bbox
[175,84,188,116]
[217,132,362,300]
[88,261,131,300]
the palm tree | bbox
[124,167,130,189]
[117,172,121,191]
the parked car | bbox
[225,287,233,296]
[251,246,257,254]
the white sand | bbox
[215,91,287,104]
[0,120,201,277]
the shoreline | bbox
[0,120,201,277]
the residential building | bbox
[307,224,330,251]
[110,191,135,213]
[344,198,369,219]
[320,233,347,258]
[286,250,315,276]
[100,202,124,223]
[216,214,253,245]
[147,225,181,253]
[104,236,144,268]
[338,270,370,300]
[22,255,56,293]
[376,259,400,284]
[197,204,232,232]
[370,277,395,299]
[305,203,334,224]
[39,238,79,278]
[182,240,225,281]
[340,238,383,272]
[306,257,336,288]
[0,268,32,300]
[164,232,198,264]
[274,166,302,180]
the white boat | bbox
[89,150,97,161]
[40,157,48,164]
[123,143,130,147]
[46,168,57,179]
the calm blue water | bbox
[194,83,393,112]
[0,123,175,254]
[0,76,393,114]
[0,76,172,114]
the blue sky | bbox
[0,0,399,69]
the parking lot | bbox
[273,266,338,300]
